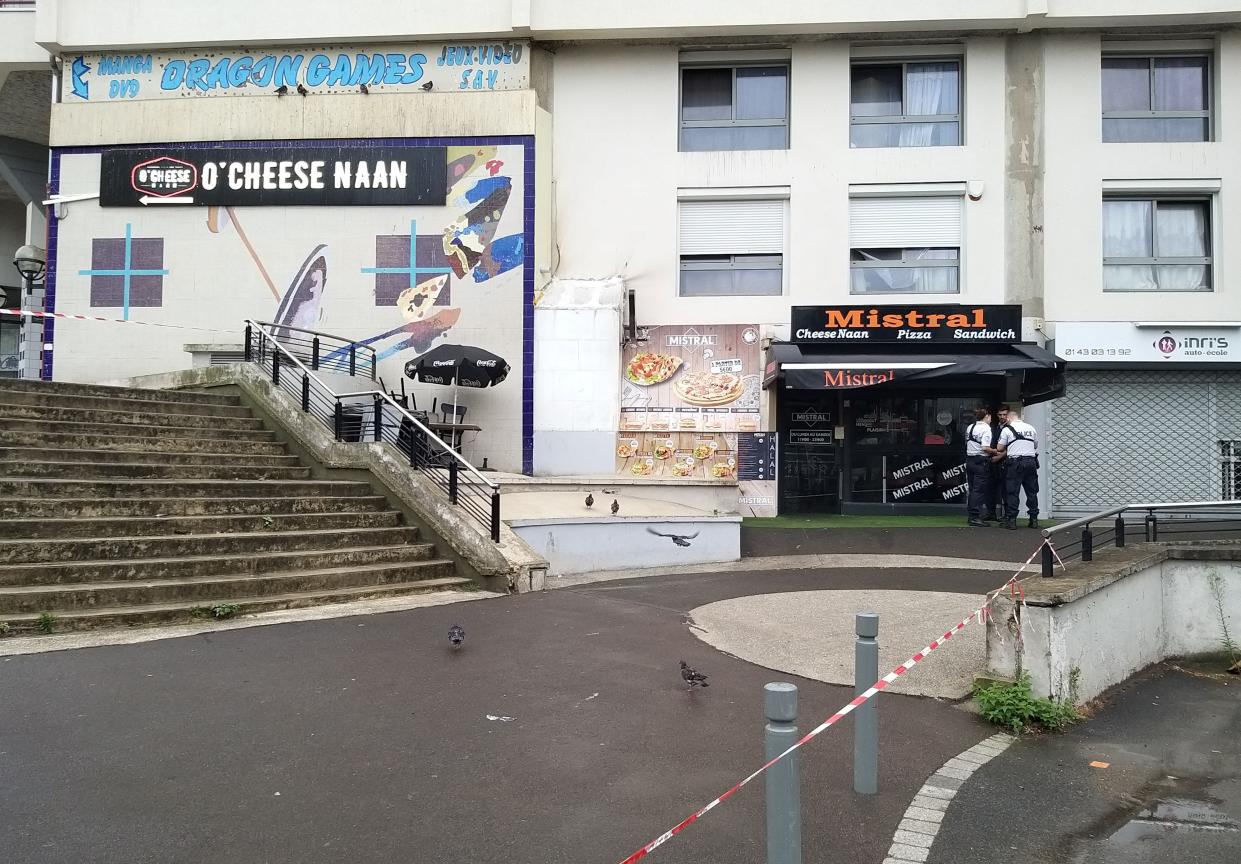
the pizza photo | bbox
[674,371,745,407]
[625,353,683,386]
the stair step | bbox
[0,417,280,443]
[0,494,392,519]
[0,543,437,586]
[0,447,300,468]
[0,388,254,417]
[0,379,239,406]
[0,477,373,500]
[0,526,421,564]
[0,510,402,539]
[0,559,458,613]
[0,460,313,481]
[0,403,262,430]
[0,575,473,632]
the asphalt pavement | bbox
[930,663,1241,864]
[1,564,996,864]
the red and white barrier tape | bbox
[616,539,1051,864]
[0,307,231,333]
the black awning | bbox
[766,342,1067,404]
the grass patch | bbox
[744,514,972,529]
[973,672,1081,734]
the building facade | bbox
[3,1,1239,514]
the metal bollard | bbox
[764,682,801,864]
[854,612,879,795]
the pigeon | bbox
[647,527,699,548]
[420,80,434,91]
[297,83,309,96]
[359,83,369,95]
[585,493,594,509]
[610,499,620,515]
[274,85,288,96]
[601,489,617,495]
[448,624,465,648]
[680,661,709,689]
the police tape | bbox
[0,307,232,333]
[616,539,1052,864]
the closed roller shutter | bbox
[850,196,962,247]
[679,200,784,255]
[1047,370,1241,516]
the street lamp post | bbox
[11,245,47,378]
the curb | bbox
[882,732,1016,864]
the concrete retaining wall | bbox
[987,544,1241,702]
[510,515,741,575]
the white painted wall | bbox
[552,39,1008,331]
[1042,32,1241,326]
[510,515,741,575]
[987,554,1241,701]
[0,7,47,70]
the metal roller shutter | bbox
[678,200,784,255]
[1047,370,1241,516]
[849,196,962,247]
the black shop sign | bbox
[791,305,1021,345]
[100,145,447,207]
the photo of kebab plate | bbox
[625,352,683,386]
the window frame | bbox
[848,247,961,295]
[848,57,963,147]
[678,253,785,298]
[678,62,790,152]
[1100,53,1213,142]
[1101,195,1213,292]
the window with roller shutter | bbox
[849,196,962,295]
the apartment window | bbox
[850,60,961,148]
[680,65,789,152]
[849,197,961,294]
[1103,197,1211,291]
[679,199,784,296]
[1102,55,1210,142]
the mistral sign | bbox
[791,305,1022,344]
[65,42,529,102]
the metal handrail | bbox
[243,320,500,539]
[255,320,378,359]
[1038,499,1241,577]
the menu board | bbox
[620,324,762,434]
[737,432,777,517]
[615,432,738,480]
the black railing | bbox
[244,320,501,542]
[1041,500,1241,577]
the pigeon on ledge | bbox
[647,528,699,547]
[274,85,288,96]
[448,624,465,649]
[611,499,620,516]
[680,661,709,689]
[585,493,594,509]
[296,83,309,96]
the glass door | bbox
[778,391,841,514]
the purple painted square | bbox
[372,234,453,306]
[88,237,165,307]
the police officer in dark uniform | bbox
[964,407,994,527]
[996,405,1040,529]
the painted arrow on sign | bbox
[139,195,195,205]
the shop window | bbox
[850,60,961,148]
[849,196,961,294]
[1223,441,1241,500]
[679,198,785,296]
[1103,197,1211,292]
[680,64,789,152]
[1102,55,1210,143]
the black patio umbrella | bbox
[405,344,510,422]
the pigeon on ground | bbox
[420,80,434,91]
[448,624,465,648]
[296,83,309,96]
[680,661,709,689]
[274,85,288,96]
[359,83,369,94]
[647,527,699,547]
[585,492,594,509]
[611,499,620,515]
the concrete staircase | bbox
[0,379,472,634]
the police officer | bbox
[964,406,994,527]
[984,404,1010,522]
[996,406,1040,530]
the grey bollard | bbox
[854,612,879,795]
[764,682,802,864]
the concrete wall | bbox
[0,7,47,70]
[510,515,741,575]
[987,548,1241,702]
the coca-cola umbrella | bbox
[404,344,510,430]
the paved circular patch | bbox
[689,589,986,699]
